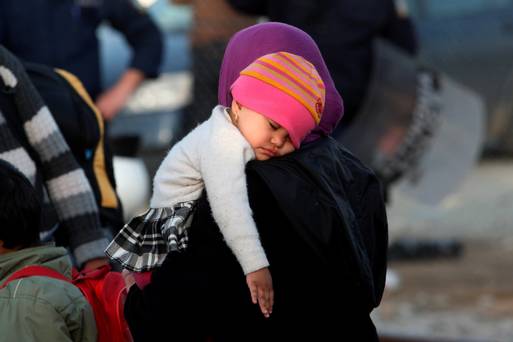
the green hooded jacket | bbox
[0,245,97,342]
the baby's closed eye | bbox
[268,120,280,130]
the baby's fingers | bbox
[258,287,272,318]
[249,283,258,304]
[269,287,274,314]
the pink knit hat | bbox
[230,51,325,148]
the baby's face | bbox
[232,103,295,161]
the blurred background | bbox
[103,0,513,340]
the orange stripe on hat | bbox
[258,56,321,100]
[241,70,320,123]
[239,52,325,123]
[244,63,319,119]
[275,52,325,91]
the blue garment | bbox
[0,0,163,98]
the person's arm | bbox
[82,257,110,271]
[226,0,269,16]
[95,69,144,120]
[97,0,164,120]
[200,116,268,275]
[0,46,109,269]
[66,296,98,342]
[200,112,273,316]
[359,176,389,308]
[38,69,115,271]
[15,298,96,342]
[18,305,74,342]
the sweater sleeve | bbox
[105,0,163,79]
[66,295,98,342]
[0,46,109,267]
[149,124,203,208]
[200,111,269,275]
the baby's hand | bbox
[246,267,274,318]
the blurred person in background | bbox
[227,0,418,132]
[0,0,163,121]
[0,45,110,271]
[27,63,125,247]
[171,0,257,139]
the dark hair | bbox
[0,160,41,249]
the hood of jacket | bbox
[0,244,72,283]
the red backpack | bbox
[1,264,132,342]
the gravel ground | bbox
[373,161,513,342]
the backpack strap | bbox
[1,265,71,289]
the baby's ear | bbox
[231,99,242,113]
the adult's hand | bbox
[82,257,110,271]
[95,69,144,121]
[121,269,136,290]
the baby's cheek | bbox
[279,143,296,156]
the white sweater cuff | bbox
[227,236,270,275]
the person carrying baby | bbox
[106,51,325,318]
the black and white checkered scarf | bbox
[0,45,108,266]
[105,201,195,272]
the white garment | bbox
[150,105,268,274]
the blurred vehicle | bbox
[405,0,513,155]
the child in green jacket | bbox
[0,160,97,342]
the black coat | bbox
[124,137,388,341]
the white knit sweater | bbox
[150,105,269,274]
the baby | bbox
[106,51,325,317]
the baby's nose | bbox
[271,130,288,147]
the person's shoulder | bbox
[209,105,235,130]
[0,270,94,342]
[0,246,83,307]
[172,110,218,153]
[208,105,252,150]
[248,136,381,193]
[311,137,377,175]
[311,138,384,204]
